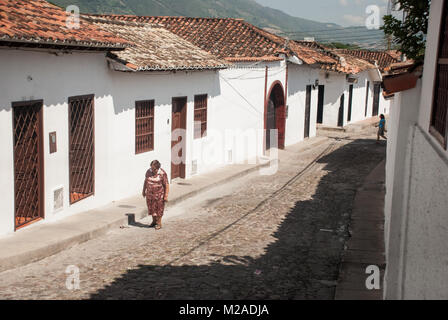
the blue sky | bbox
[254,0,390,27]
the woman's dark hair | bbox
[380,114,385,119]
[151,160,161,169]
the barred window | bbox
[431,2,448,149]
[135,100,154,154]
[194,94,208,139]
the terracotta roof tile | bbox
[331,51,377,74]
[86,16,230,71]
[89,15,287,62]
[0,0,129,49]
[291,40,339,65]
[335,49,400,71]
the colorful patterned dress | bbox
[145,168,168,218]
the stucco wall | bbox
[399,125,448,299]
[106,68,222,201]
[384,0,448,299]
[0,49,114,236]
[383,82,422,299]
[317,70,390,128]
[0,49,295,236]
[319,71,348,127]
[286,63,319,145]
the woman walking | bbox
[142,160,169,230]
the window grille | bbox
[194,94,208,139]
[135,100,155,154]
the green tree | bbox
[382,0,430,62]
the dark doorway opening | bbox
[365,81,370,117]
[372,83,381,117]
[317,85,325,124]
[69,95,95,204]
[13,100,45,230]
[338,94,345,127]
[304,85,312,138]
[347,85,354,123]
[171,97,187,180]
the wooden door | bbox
[347,85,354,122]
[304,85,312,138]
[372,83,381,117]
[69,95,95,204]
[171,97,187,180]
[275,101,286,149]
[266,99,276,150]
[338,94,345,127]
[13,100,44,230]
[317,85,325,124]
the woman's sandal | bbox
[155,224,162,230]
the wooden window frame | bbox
[430,1,448,150]
[194,94,208,140]
[135,100,155,154]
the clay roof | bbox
[89,15,288,62]
[86,16,230,71]
[382,62,423,96]
[0,0,129,50]
[288,41,376,74]
[335,49,400,71]
[384,60,418,76]
[329,51,377,74]
[291,40,339,65]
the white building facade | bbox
[384,0,448,299]
[318,69,391,128]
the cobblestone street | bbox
[0,128,386,300]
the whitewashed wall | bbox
[194,60,287,177]
[0,49,223,235]
[384,0,448,299]
[318,71,348,127]
[107,68,221,199]
[286,63,319,145]
[317,70,390,128]
[383,82,422,299]
[0,49,297,236]
[0,49,113,236]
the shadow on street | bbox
[90,139,386,300]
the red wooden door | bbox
[276,103,286,149]
[266,99,276,150]
[13,100,44,230]
[171,97,187,180]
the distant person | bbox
[142,160,169,230]
[376,114,387,143]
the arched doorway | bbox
[265,81,286,151]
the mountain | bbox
[50,0,385,48]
